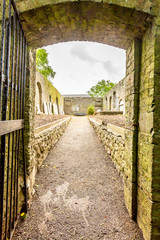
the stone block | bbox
[124,178,137,219]
[137,187,152,240]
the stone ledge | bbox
[89,117,125,139]
[107,123,125,139]
[89,117,102,125]
[35,117,71,136]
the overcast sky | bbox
[45,41,126,95]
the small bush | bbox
[87,105,95,115]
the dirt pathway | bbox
[13,117,143,240]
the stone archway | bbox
[17,2,153,50]
[2,1,159,239]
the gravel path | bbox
[13,116,143,240]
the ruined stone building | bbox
[35,71,64,115]
[64,94,102,115]
[103,78,125,113]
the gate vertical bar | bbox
[5,8,17,239]
[0,1,6,238]
[22,41,27,213]
[12,19,19,229]
[0,0,6,116]
[0,0,12,239]
[15,28,22,219]
[4,1,12,238]
[0,0,28,238]
[9,11,16,238]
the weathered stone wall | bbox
[103,78,125,112]
[152,16,160,240]
[26,117,71,200]
[35,72,64,114]
[137,18,160,240]
[64,95,102,115]
[124,38,142,221]
[124,22,160,239]
[89,117,125,176]
[24,48,36,177]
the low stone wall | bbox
[27,117,71,200]
[89,117,125,175]
[34,117,70,168]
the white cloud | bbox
[70,44,99,64]
[45,41,126,94]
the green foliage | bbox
[87,80,115,97]
[87,105,95,115]
[36,48,56,82]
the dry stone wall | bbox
[89,117,125,176]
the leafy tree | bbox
[36,48,56,82]
[87,80,115,97]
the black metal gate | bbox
[0,0,27,239]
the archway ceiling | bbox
[18,2,153,49]
[15,0,160,16]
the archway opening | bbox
[1,1,156,239]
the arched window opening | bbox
[109,96,112,110]
[56,97,59,114]
[119,99,124,112]
[37,82,42,112]
[106,97,107,110]
[113,91,116,108]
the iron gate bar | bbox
[22,42,27,214]
[0,0,6,236]
[15,26,23,220]
[0,1,12,239]
[0,0,6,117]
[12,18,20,231]
[9,13,16,226]
[0,0,28,239]
[5,7,17,238]
[8,14,16,234]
